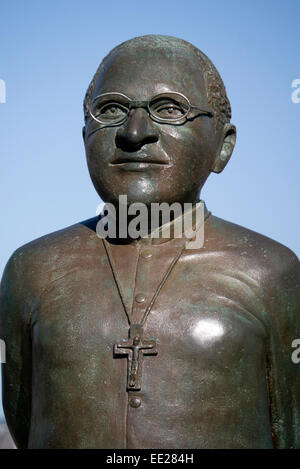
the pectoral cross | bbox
[114,324,158,391]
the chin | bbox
[93,174,200,208]
[104,192,165,208]
[102,191,196,209]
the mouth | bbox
[110,154,170,171]
[110,161,169,171]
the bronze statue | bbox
[1,35,299,449]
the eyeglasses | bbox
[89,91,214,126]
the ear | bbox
[211,123,236,174]
[82,126,86,143]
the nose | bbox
[115,108,159,151]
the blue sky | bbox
[0,0,299,421]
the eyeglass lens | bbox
[90,92,191,124]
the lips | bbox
[110,151,169,166]
[111,157,169,166]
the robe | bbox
[1,206,299,448]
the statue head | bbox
[83,35,236,207]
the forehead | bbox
[93,44,208,106]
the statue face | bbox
[83,42,227,207]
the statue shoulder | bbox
[207,214,300,295]
[1,216,100,296]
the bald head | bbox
[83,35,231,129]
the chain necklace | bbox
[102,237,185,391]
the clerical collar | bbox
[147,200,210,245]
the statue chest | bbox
[29,251,272,448]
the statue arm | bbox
[0,251,33,448]
[267,250,300,448]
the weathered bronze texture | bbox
[0,35,299,449]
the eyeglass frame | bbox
[88,91,214,127]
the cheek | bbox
[84,129,118,195]
[160,123,215,171]
[158,123,218,197]
[85,127,117,165]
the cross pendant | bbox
[114,324,158,391]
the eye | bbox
[150,100,186,119]
[93,102,128,121]
[160,105,182,115]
